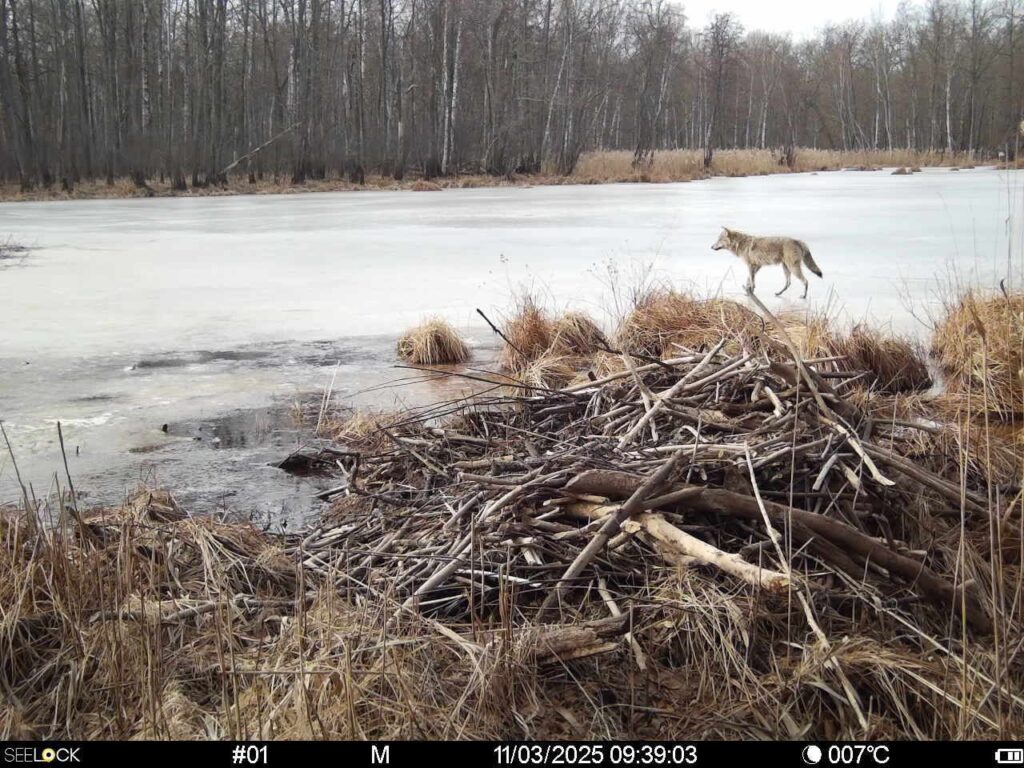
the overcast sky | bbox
[676,0,906,39]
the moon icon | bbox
[802,745,823,765]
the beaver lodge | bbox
[2,288,1023,740]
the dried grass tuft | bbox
[830,325,932,394]
[499,295,556,372]
[931,291,1024,417]
[397,317,470,365]
[551,311,608,356]
[321,409,402,451]
[517,353,585,390]
[617,289,778,358]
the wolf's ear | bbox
[721,226,731,234]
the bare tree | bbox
[0,0,1020,189]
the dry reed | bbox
[551,311,608,356]
[829,325,932,394]
[931,291,1024,417]
[570,148,981,184]
[397,317,470,365]
[498,295,556,372]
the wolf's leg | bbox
[776,264,792,296]
[746,263,760,292]
[792,261,809,299]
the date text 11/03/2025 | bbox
[494,744,699,765]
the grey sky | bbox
[676,0,906,39]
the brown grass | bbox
[911,419,1024,489]
[616,288,778,358]
[829,325,932,394]
[615,289,702,356]
[410,180,443,192]
[550,311,608,356]
[568,351,627,387]
[516,354,585,390]
[397,317,470,365]
[498,295,556,372]
[931,291,1024,418]
[498,305,608,388]
[320,409,403,451]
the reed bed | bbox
[396,317,470,365]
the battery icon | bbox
[996,749,1024,764]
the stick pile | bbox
[296,314,993,636]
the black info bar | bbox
[0,741,1020,766]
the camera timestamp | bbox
[493,743,698,766]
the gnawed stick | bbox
[624,513,791,591]
[481,615,628,666]
[620,351,659,443]
[744,290,895,488]
[402,468,560,613]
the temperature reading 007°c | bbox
[802,745,890,766]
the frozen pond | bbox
[2,167,1021,519]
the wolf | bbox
[711,227,823,299]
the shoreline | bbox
[0,148,997,204]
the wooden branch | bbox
[625,513,791,591]
[482,615,628,665]
[540,446,692,616]
[616,340,725,450]
[565,469,992,633]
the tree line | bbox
[1,0,1023,191]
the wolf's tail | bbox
[802,247,823,278]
